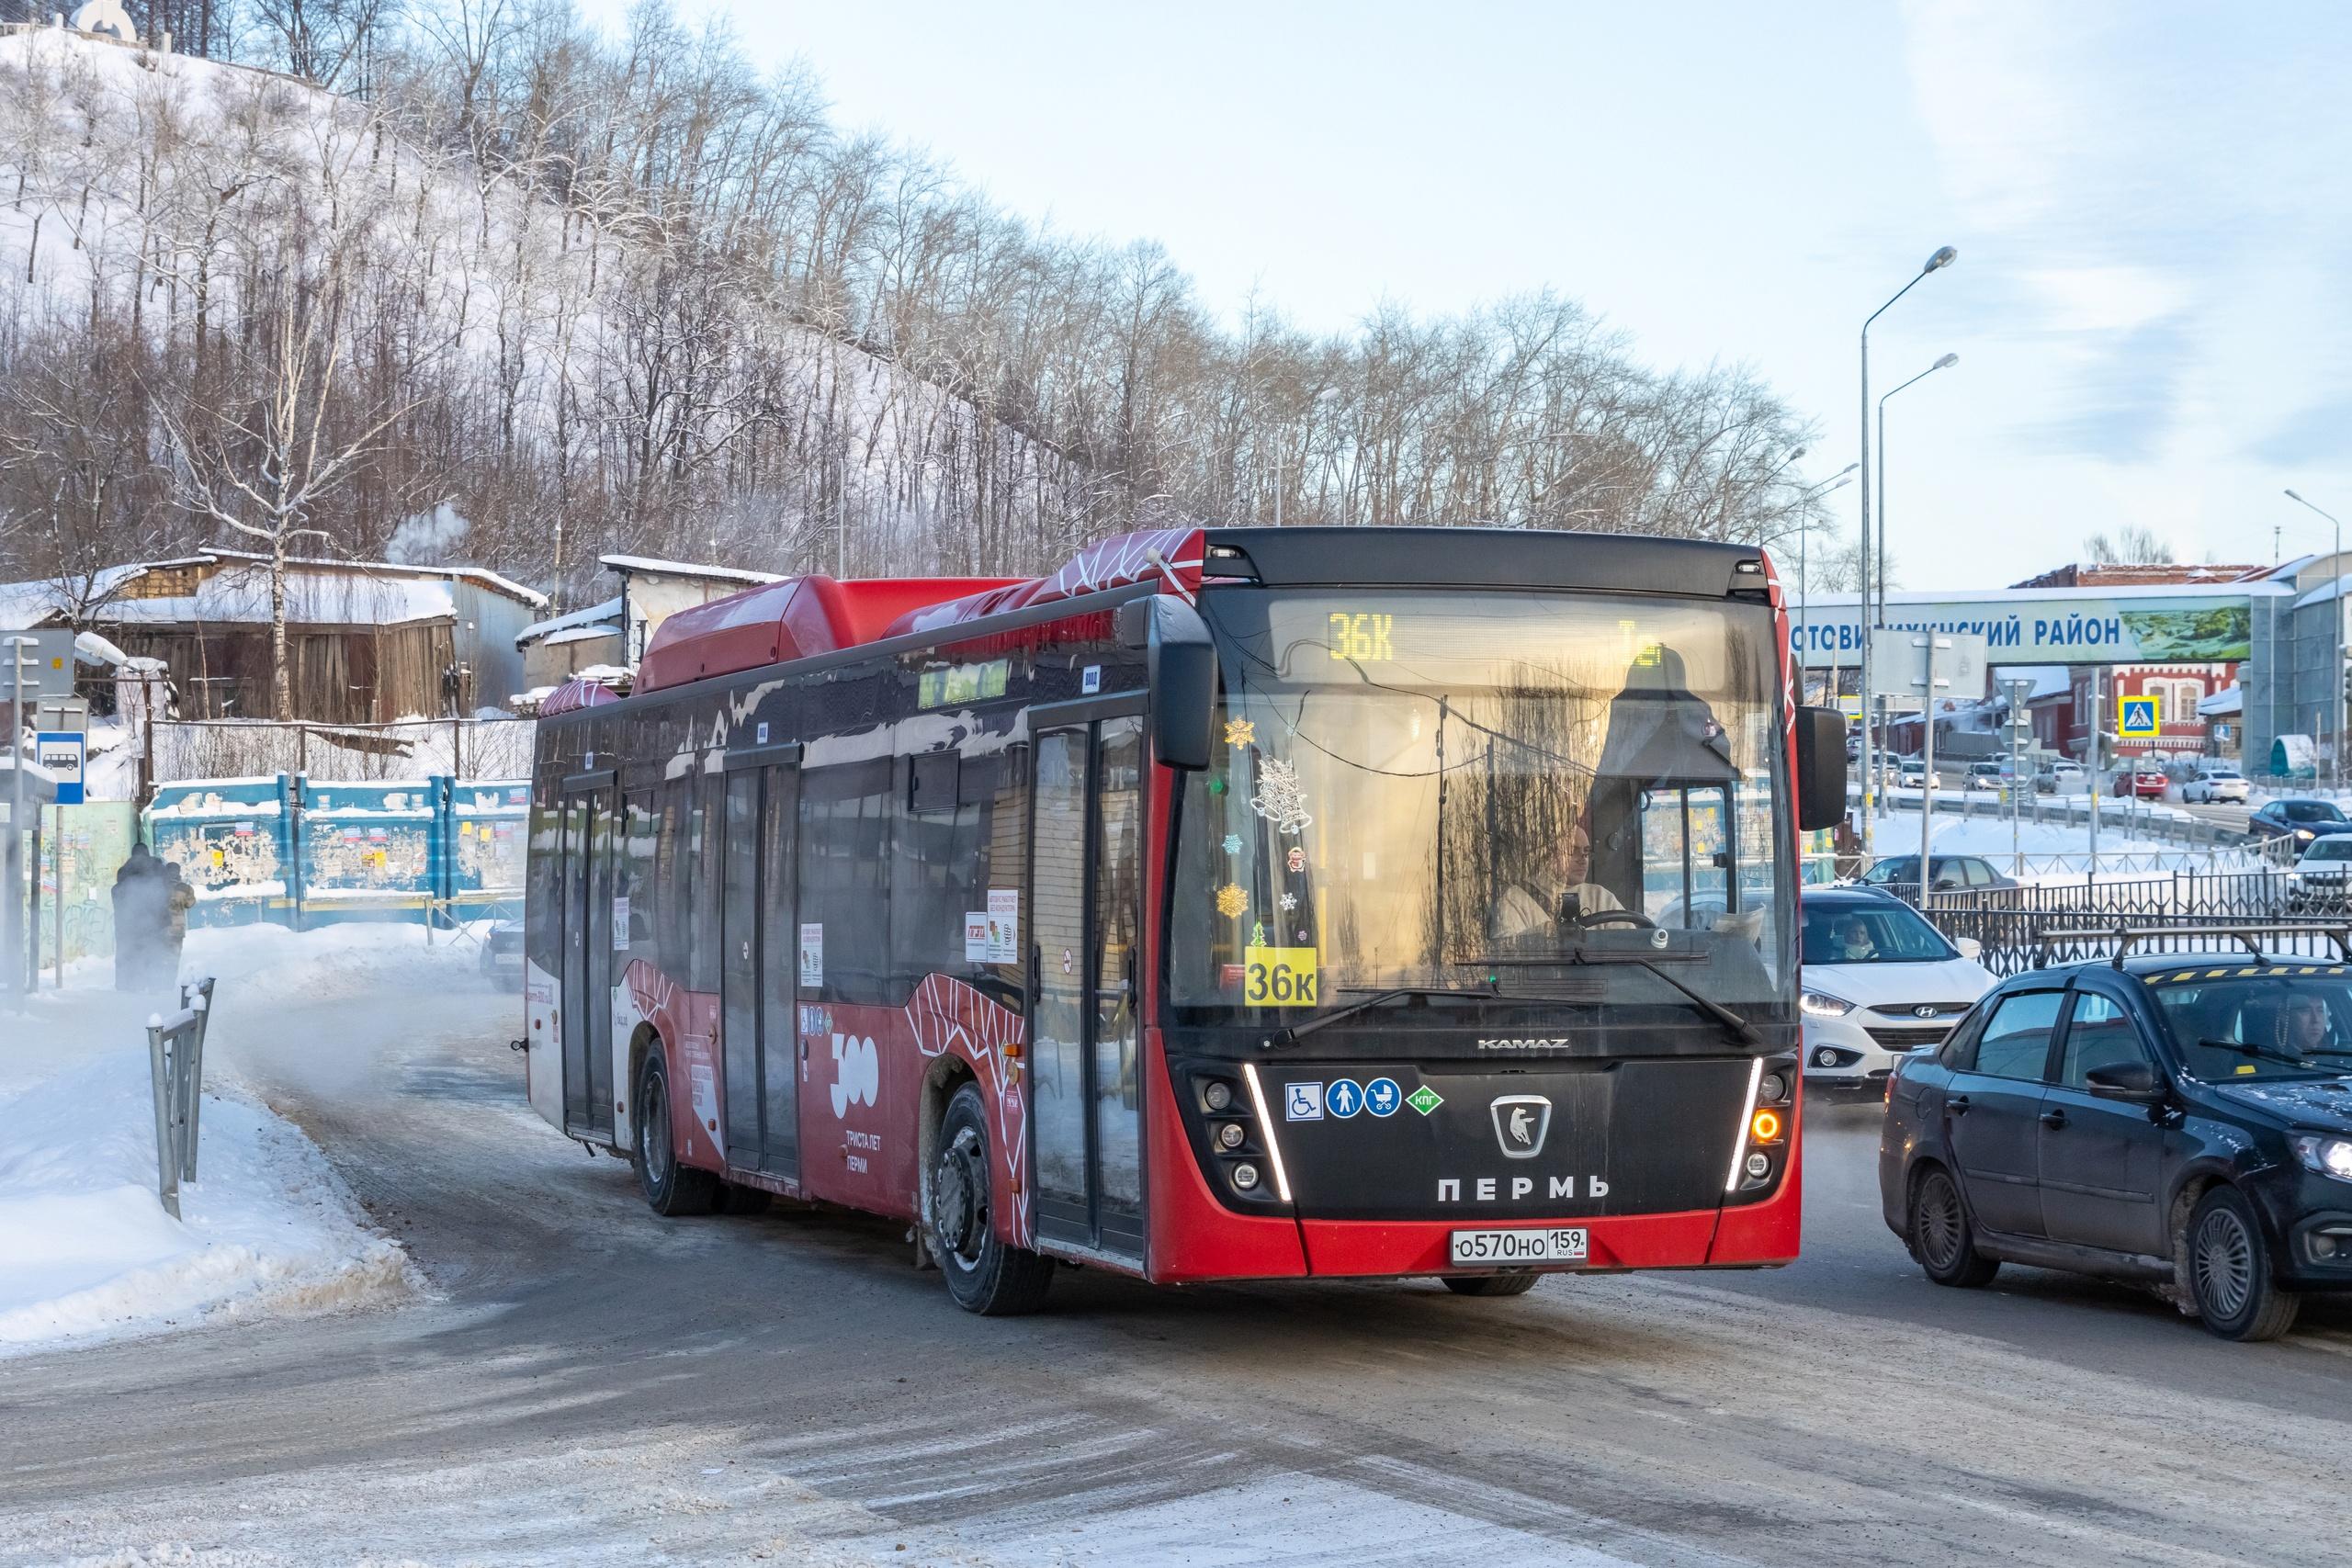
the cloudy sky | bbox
[581,0,2352,590]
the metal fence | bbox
[149,719,536,788]
[145,976,215,1220]
[1919,869,2336,975]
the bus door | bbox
[1029,705,1147,1261]
[560,773,616,1141]
[721,750,801,1181]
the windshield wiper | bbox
[2197,1036,2352,1073]
[1453,952,1762,1048]
[1268,986,1500,1046]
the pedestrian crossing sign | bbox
[2119,695,2160,738]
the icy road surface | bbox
[4,951,2349,1565]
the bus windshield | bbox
[1170,587,1792,1030]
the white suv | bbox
[2181,765,2250,804]
[1800,889,1996,1084]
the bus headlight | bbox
[1203,1079,1235,1111]
[1801,990,1853,1018]
[1231,1162,1261,1191]
[1216,1121,1247,1150]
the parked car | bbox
[2248,798,2352,846]
[2035,761,2086,795]
[480,919,525,989]
[2286,839,2352,911]
[1856,854,2018,897]
[2112,764,2169,798]
[1799,887,1994,1085]
[1881,952,2352,1340]
[2181,765,2251,805]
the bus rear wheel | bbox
[633,1048,719,1218]
[1442,1272,1542,1298]
[931,1083,1053,1315]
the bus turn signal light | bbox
[1749,1108,1783,1144]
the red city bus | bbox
[522,525,1848,1312]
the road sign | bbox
[1867,629,1989,703]
[0,629,75,701]
[2118,695,2160,738]
[35,733,85,805]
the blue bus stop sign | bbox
[35,732,85,805]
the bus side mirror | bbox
[1796,705,1849,831]
[1137,595,1218,770]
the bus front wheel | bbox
[931,1083,1054,1315]
[633,1048,719,1218]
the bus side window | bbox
[799,758,896,1005]
[690,773,720,994]
[659,782,688,983]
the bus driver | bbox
[1490,816,1624,940]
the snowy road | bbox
[6,976,2351,1565]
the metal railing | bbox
[1917,871,2346,975]
[145,976,215,1218]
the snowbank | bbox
[0,922,463,1359]
[0,1049,410,1358]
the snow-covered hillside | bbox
[0,22,1079,592]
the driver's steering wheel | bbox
[1566,908,1655,931]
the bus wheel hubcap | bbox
[644,1075,669,1173]
[933,1128,988,1268]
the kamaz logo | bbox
[1477,1037,1573,1052]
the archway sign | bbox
[1792,585,2267,670]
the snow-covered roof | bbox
[96,558,460,627]
[198,548,547,609]
[0,564,179,629]
[544,624,622,648]
[2199,685,2244,716]
[1998,664,2074,701]
[515,596,623,649]
[600,554,783,587]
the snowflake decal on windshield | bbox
[1249,756,1313,836]
[1216,883,1249,919]
[1223,717,1257,750]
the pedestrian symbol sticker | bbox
[2119,695,2160,738]
[1326,1079,1363,1118]
[1365,1077,1402,1117]
[1406,1083,1444,1115]
[1286,1082,1325,1121]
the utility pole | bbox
[2088,687,2104,878]
[1856,244,1958,853]
[2008,677,2032,877]
[4,636,29,1011]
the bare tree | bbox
[2082,525,2173,565]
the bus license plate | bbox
[1449,1227,1588,1267]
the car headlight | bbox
[2299,829,2317,840]
[1801,990,1854,1018]
[2292,1134,2352,1183]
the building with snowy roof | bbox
[0,549,547,724]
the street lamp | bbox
[2286,488,2344,785]
[1857,244,1958,850]
[1875,352,1960,615]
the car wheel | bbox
[931,1082,1054,1315]
[1910,1166,1998,1288]
[633,1048,719,1217]
[2186,1187,2300,1342]
[1442,1271,1542,1298]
